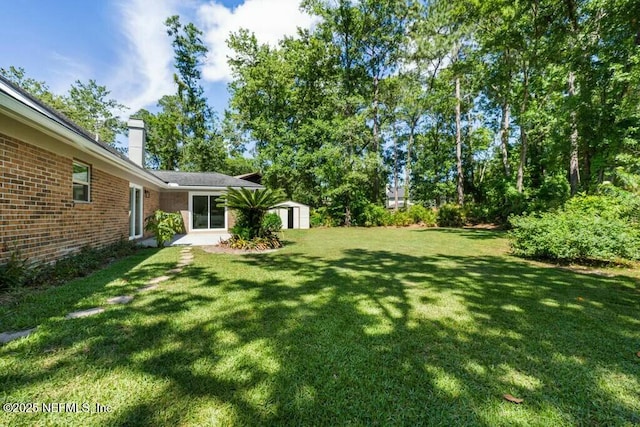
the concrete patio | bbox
[139,232,231,247]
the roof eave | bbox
[0,91,167,188]
[164,185,264,191]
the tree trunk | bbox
[393,132,399,211]
[345,204,351,227]
[405,124,414,208]
[568,70,580,195]
[455,77,464,205]
[499,101,511,178]
[372,75,380,203]
[516,69,529,193]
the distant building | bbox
[386,186,411,209]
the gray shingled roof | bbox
[151,171,263,188]
[386,187,406,199]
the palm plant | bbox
[217,187,286,239]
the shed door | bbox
[287,207,294,229]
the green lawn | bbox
[1,228,639,426]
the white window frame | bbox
[188,192,227,232]
[72,160,91,203]
[129,184,144,240]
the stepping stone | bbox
[137,284,158,292]
[66,308,105,319]
[107,295,133,305]
[148,275,171,285]
[167,268,183,274]
[180,255,194,260]
[176,261,190,268]
[0,328,36,344]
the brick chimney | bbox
[127,118,146,167]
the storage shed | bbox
[270,201,310,229]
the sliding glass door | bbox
[192,195,225,230]
[129,185,143,239]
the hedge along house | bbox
[0,76,260,265]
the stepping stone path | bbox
[107,295,134,304]
[66,307,105,319]
[2,248,194,345]
[0,328,36,344]
[148,275,171,285]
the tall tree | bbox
[66,79,127,143]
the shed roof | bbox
[273,200,310,208]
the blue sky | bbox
[0,0,315,117]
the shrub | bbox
[218,187,286,238]
[145,210,184,248]
[462,202,491,225]
[0,239,139,291]
[262,213,283,234]
[407,204,437,226]
[0,249,30,289]
[362,203,391,227]
[221,234,283,250]
[437,204,465,227]
[533,173,570,212]
[310,207,339,227]
[509,192,640,262]
[391,211,413,226]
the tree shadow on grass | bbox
[226,250,639,425]
[1,246,639,425]
[414,227,507,240]
[0,248,172,331]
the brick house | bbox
[0,76,260,266]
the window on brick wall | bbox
[72,161,90,202]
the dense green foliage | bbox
[226,0,640,224]
[436,203,465,227]
[262,212,283,234]
[510,190,640,262]
[0,240,138,291]
[144,210,185,248]
[5,0,640,226]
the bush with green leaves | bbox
[362,203,391,227]
[437,204,465,227]
[509,192,640,262]
[0,249,31,289]
[407,204,437,226]
[1,239,139,291]
[310,207,339,227]
[262,212,283,234]
[390,211,412,226]
[218,187,285,239]
[221,234,283,250]
[462,202,491,225]
[144,210,184,248]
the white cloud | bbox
[110,0,180,113]
[47,52,92,94]
[197,0,317,82]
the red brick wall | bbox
[0,133,155,265]
[159,192,188,232]
[143,189,160,235]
